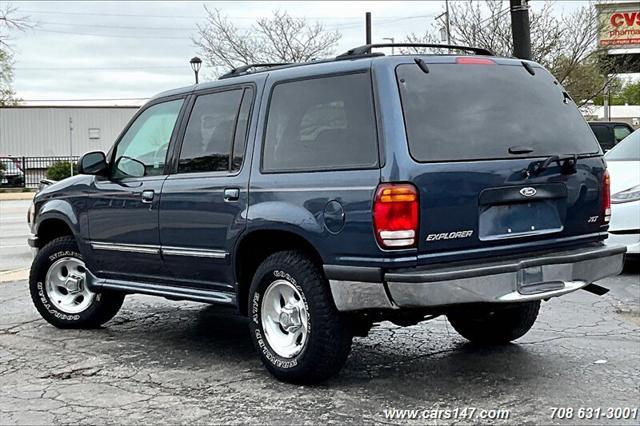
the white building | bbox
[581,104,640,128]
[0,101,143,157]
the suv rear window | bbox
[262,72,378,172]
[397,62,601,162]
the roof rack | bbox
[219,63,291,80]
[337,43,494,57]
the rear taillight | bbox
[373,183,418,248]
[602,169,611,224]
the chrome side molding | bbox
[90,241,227,259]
[162,246,227,259]
[91,242,160,255]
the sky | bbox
[1,1,620,103]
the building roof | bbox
[581,104,640,118]
[9,99,146,108]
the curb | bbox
[0,192,35,201]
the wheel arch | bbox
[34,199,81,248]
[233,229,325,316]
[35,216,76,247]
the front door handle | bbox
[223,188,240,202]
[141,189,155,203]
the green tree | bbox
[46,161,77,181]
[620,81,640,105]
[0,48,18,106]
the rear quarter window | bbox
[262,72,378,172]
[397,62,601,162]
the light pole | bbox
[382,37,395,54]
[190,56,202,84]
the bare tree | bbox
[1,3,32,48]
[402,0,618,106]
[1,3,32,106]
[193,7,341,75]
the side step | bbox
[86,271,236,305]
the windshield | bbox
[605,129,640,161]
[396,62,601,162]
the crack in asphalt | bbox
[0,278,638,425]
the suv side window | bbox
[262,72,378,172]
[112,99,183,179]
[613,125,631,143]
[178,87,253,174]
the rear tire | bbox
[248,250,352,384]
[447,301,540,344]
[29,236,124,329]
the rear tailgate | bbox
[395,57,606,263]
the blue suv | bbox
[27,44,626,383]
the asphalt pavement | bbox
[0,198,638,424]
[0,199,32,276]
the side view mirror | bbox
[78,151,108,175]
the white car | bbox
[605,129,640,259]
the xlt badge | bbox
[426,230,474,241]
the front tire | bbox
[29,236,124,329]
[248,251,352,384]
[447,301,540,344]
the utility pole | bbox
[444,0,451,45]
[365,12,371,44]
[435,1,451,51]
[510,0,531,60]
[68,117,74,177]
[603,78,611,121]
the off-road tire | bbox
[29,236,124,329]
[447,301,540,344]
[248,250,352,384]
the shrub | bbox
[46,161,78,181]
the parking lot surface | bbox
[0,199,32,275]
[0,265,638,425]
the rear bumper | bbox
[325,244,626,311]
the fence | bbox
[0,156,79,189]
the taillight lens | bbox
[602,169,611,224]
[373,183,419,248]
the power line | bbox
[31,27,192,40]
[29,13,440,39]
[21,9,430,21]
[15,66,186,71]
[37,20,195,31]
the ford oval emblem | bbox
[520,187,537,197]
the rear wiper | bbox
[532,154,577,176]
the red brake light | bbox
[373,183,419,248]
[456,57,496,65]
[602,169,611,224]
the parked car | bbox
[605,129,640,262]
[588,121,634,151]
[27,43,625,383]
[0,157,25,187]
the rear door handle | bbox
[141,189,155,203]
[223,188,240,202]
